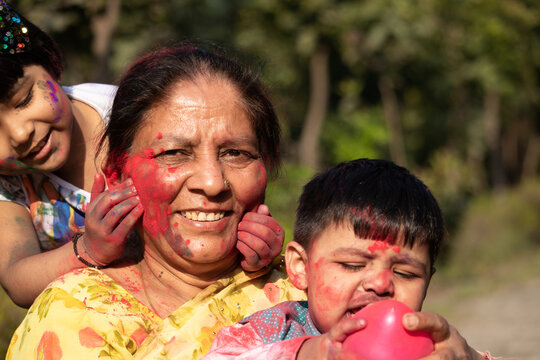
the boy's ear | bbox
[285,241,309,291]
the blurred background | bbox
[2,0,539,358]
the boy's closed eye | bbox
[338,262,366,271]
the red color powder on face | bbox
[185,239,190,245]
[263,283,281,303]
[368,240,401,254]
[156,132,163,139]
[124,149,171,237]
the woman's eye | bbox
[15,88,33,109]
[220,149,258,161]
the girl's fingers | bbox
[237,231,273,260]
[110,202,144,240]
[100,196,141,232]
[90,173,106,202]
[89,180,138,220]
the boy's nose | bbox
[361,269,394,296]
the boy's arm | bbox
[0,202,87,307]
[202,322,311,360]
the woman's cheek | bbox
[127,154,176,237]
[235,162,267,208]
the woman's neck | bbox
[105,247,240,319]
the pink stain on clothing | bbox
[130,327,149,347]
[78,327,104,348]
[263,283,280,304]
[37,331,63,360]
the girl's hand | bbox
[81,174,143,266]
[297,316,366,360]
[237,204,284,272]
[403,312,485,360]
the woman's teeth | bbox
[181,211,225,221]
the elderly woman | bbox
[7,45,305,359]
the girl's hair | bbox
[294,159,444,268]
[100,43,281,177]
[0,2,63,101]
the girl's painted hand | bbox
[297,316,366,360]
[237,204,284,272]
[81,173,143,266]
[403,312,485,360]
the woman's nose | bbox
[187,157,229,197]
[361,269,394,296]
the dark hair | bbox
[294,158,444,267]
[0,3,63,102]
[100,43,281,177]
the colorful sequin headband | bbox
[0,1,30,54]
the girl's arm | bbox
[0,202,87,307]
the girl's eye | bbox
[15,88,33,109]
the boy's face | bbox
[0,65,73,175]
[286,223,432,334]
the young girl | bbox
[0,1,284,307]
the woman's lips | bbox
[181,210,226,222]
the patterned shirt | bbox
[202,301,321,360]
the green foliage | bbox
[265,164,315,245]
[441,177,540,280]
[0,289,25,358]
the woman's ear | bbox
[285,241,309,291]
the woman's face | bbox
[125,76,267,270]
[0,65,73,175]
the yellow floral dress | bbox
[7,258,305,360]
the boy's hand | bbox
[297,316,366,360]
[81,174,143,266]
[403,312,485,360]
[237,204,284,272]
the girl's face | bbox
[124,76,267,273]
[288,223,432,333]
[0,65,73,175]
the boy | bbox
[203,159,496,359]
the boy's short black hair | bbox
[294,159,444,267]
[0,3,63,102]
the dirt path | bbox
[429,277,540,360]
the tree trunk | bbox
[378,75,407,167]
[483,91,505,189]
[89,0,122,83]
[298,45,329,170]
[522,134,540,179]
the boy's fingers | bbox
[403,312,450,342]
[327,317,366,343]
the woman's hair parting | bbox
[294,158,444,266]
[100,43,281,178]
[0,1,63,101]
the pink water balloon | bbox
[342,300,434,360]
